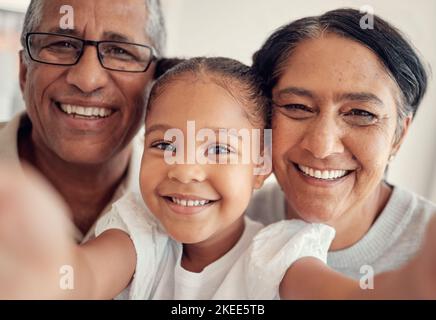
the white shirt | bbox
[246,181,436,279]
[96,192,336,300]
[0,112,144,243]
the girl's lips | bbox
[163,193,215,201]
[163,196,217,215]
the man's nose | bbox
[65,46,109,93]
[167,164,207,184]
[300,115,345,159]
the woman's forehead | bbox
[274,35,400,103]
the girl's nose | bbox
[167,164,207,184]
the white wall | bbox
[0,0,29,12]
[162,0,436,202]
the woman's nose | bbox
[300,116,345,159]
[167,164,207,184]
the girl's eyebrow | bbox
[145,125,244,141]
[145,124,173,135]
[206,128,243,140]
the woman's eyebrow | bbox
[335,92,385,107]
[276,87,385,107]
[276,87,315,99]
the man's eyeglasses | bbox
[25,32,156,73]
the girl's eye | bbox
[275,103,314,120]
[151,141,176,153]
[207,144,233,155]
[343,109,378,126]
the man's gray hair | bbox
[20,0,166,57]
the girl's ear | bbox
[253,140,272,189]
[253,171,271,190]
[254,129,272,189]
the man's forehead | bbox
[38,0,149,43]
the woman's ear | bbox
[391,114,412,156]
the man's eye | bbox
[207,144,233,155]
[46,41,78,50]
[103,46,135,60]
[275,104,314,119]
[343,109,378,126]
[151,142,176,152]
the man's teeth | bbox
[298,164,348,180]
[171,197,210,207]
[59,104,113,118]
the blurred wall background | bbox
[1,0,436,202]
[0,7,24,121]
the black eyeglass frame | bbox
[25,32,157,73]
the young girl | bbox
[1,57,435,300]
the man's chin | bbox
[55,145,122,166]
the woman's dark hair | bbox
[147,57,270,128]
[252,8,428,139]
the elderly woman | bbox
[247,8,435,279]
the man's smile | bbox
[58,103,114,119]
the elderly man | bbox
[0,0,165,242]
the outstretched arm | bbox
[0,165,136,299]
[61,229,136,299]
[280,257,408,299]
[279,217,436,300]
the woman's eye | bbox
[275,104,314,119]
[207,144,233,155]
[151,141,176,153]
[343,109,378,126]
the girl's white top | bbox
[95,192,335,299]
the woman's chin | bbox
[290,202,342,224]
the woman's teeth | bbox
[170,197,210,207]
[59,103,113,118]
[298,164,348,180]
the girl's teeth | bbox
[298,164,348,180]
[171,197,210,207]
